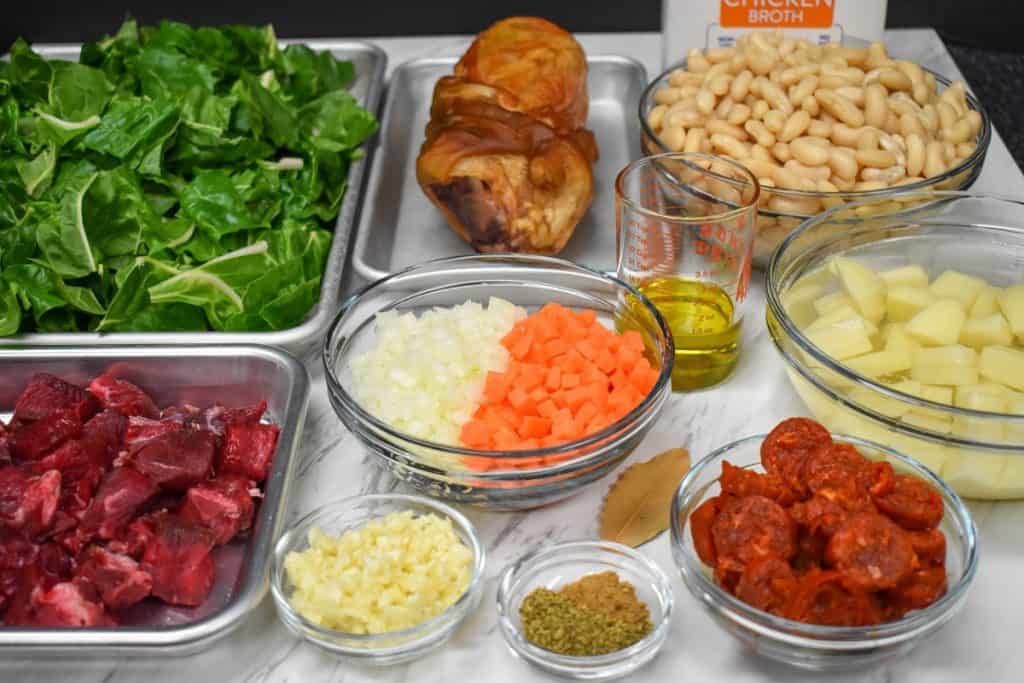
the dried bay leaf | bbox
[599,448,691,548]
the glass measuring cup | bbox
[615,153,760,390]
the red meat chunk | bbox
[88,375,160,419]
[80,410,127,468]
[202,401,267,439]
[140,513,215,607]
[14,373,99,423]
[124,416,183,448]
[0,425,10,466]
[75,546,152,611]
[0,467,61,537]
[179,474,256,545]
[107,515,158,560]
[9,410,82,461]
[80,468,158,541]
[218,421,279,483]
[26,582,114,627]
[129,430,216,491]
[0,532,39,614]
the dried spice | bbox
[600,448,692,547]
[519,572,653,656]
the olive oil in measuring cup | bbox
[637,277,741,390]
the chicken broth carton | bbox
[663,0,888,66]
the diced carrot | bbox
[545,366,562,391]
[510,332,534,361]
[559,349,586,373]
[587,324,611,347]
[610,368,629,390]
[544,338,570,359]
[483,371,509,404]
[537,399,559,418]
[519,363,546,390]
[501,323,526,350]
[616,346,640,372]
[532,317,557,343]
[586,413,613,433]
[576,402,599,425]
[621,330,645,352]
[629,361,658,394]
[576,339,598,360]
[507,386,533,412]
[607,387,635,413]
[538,302,565,320]
[633,357,653,374]
[497,405,524,427]
[565,324,588,343]
[519,415,552,439]
[550,390,567,409]
[479,407,510,432]
[595,349,617,374]
[463,456,496,471]
[493,427,520,449]
[505,361,522,382]
[582,363,606,385]
[576,309,597,327]
[460,420,491,448]
[585,383,609,410]
[551,415,579,440]
[606,335,622,353]
[561,372,581,389]
[563,386,590,412]
[529,387,548,404]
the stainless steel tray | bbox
[352,55,647,282]
[0,40,386,354]
[0,345,309,656]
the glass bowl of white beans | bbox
[639,33,991,265]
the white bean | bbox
[684,127,706,153]
[785,159,831,181]
[905,133,925,176]
[779,110,812,142]
[727,103,752,126]
[730,70,754,101]
[791,136,830,166]
[864,83,888,129]
[744,119,776,147]
[924,140,946,177]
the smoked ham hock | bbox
[416,17,598,254]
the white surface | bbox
[5,29,1023,683]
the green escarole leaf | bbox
[0,283,22,335]
[130,46,218,100]
[49,62,114,120]
[81,97,180,163]
[36,170,99,278]
[16,145,57,197]
[180,170,261,238]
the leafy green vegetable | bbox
[0,20,377,335]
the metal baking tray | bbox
[352,55,647,282]
[0,40,386,354]
[0,345,309,656]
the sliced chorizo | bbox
[735,556,798,616]
[791,494,850,538]
[873,473,944,530]
[792,528,828,573]
[690,496,721,566]
[720,460,794,504]
[908,528,946,568]
[825,512,916,592]
[711,495,797,572]
[785,569,884,626]
[887,567,948,614]
[760,418,832,499]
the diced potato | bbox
[942,450,1010,498]
[805,317,875,360]
[783,283,825,328]
[970,286,1001,318]
[914,344,978,367]
[960,313,1013,349]
[843,350,912,378]
[831,257,886,324]
[886,287,934,323]
[956,383,1012,404]
[889,434,947,476]
[1007,395,1024,444]
[979,345,1024,391]
[998,284,1024,341]
[813,291,853,316]
[807,305,880,337]
[905,299,966,346]
[953,389,1007,441]
[929,270,987,309]
[902,410,953,433]
[919,384,955,405]
[882,324,921,353]
[879,264,929,289]
[911,363,979,386]
[995,458,1024,499]
[786,368,840,422]
[889,379,924,401]
[848,387,908,418]
[791,267,835,292]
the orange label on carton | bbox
[720,0,835,28]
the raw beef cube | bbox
[75,546,152,611]
[80,410,127,468]
[107,515,158,560]
[202,401,267,439]
[179,474,256,545]
[80,468,158,541]
[14,373,99,423]
[124,416,183,448]
[9,410,82,461]
[88,375,160,419]
[0,435,9,467]
[0,467,61,537]
[217,421,279,483]
[141,513,215,607]
[130,430,216,491]
[32,441,105,515]
[0,532,39,614]
[27,582,115,627]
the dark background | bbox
[5,1,1024,165]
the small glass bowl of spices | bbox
[497,540,674,681]
[271,493,485,665]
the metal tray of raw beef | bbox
[0,40,386,355]
[351,55,647,282]
[0,345,309,656]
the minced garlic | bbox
[283,510,473,634]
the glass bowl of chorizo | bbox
[324,254,674,511]
[640,33,991,265]
[669,418,978,671]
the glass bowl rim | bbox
[495,539,675,666]
[639,58,992,212]
[669,432,979,646]
[322,253,675,461]
[614,151,762,224]
[765,189,1024,437]
[270,493,486,646]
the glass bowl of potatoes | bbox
[640,33,992,265]
[766,191,1024,501]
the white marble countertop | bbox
[5,28,1024,683]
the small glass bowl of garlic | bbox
[767,191,1024,501]
[270,493,485,664]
